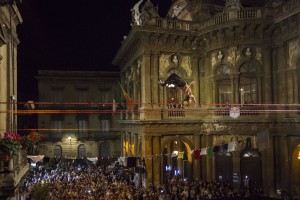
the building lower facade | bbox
[113,0,300,197]
[36,70,122,159]
[0,1,29,199]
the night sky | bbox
[17,0,172,101]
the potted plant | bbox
[21,131,44,154]
[0,132,22,161]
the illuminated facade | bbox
[0,1,29,199]
[113,0,300,197]
[36,70,122,159]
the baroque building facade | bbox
[0,1,29,199]
[36,70,122,159]
[113,0,300,197]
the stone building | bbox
[0,1,29,199]
[113,0,300,197]
[36,70,122,159]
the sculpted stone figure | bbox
[131,0,143,25]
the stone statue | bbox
[131,0,144,26]
[171,5,183,18]
[217,51,224,61]
[141,0,159,24]
[225,0,243,12]
[245,48,252,57]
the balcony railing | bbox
[283,0,300,12]
[0,149,29,199]
[154,8,263,33]
[155,18,192,31]
[158,104,300,120]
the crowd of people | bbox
[20,158,279,200]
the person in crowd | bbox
[21,158,266,200]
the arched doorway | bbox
[291,144,300,195]
[215,152,233,183]
[54,145,62,158]
[240,148,262,191]
[78,144,86,158]
[162,138,193,183]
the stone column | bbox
[262,134,275,195]
[121,132,126,157]
[177,140,183,177]
[232,74,239,104]
[211,78,216,105]
[192,55,200,106]
[134,133,139,156]
[128,132,132,156]
[199,57,205,105]
[153,136,161,185]
[151,52,159,108]
[276,44,287,104]
[278,136,290,190]
[204,57,211,105]
[206,135,213,181]
[293,70,298,103]
[193,134,201,180]
[141,51,152,110]
[230,76,235,103]
[263,46,272,104]
[258,76,263,104]
[144,136,153,186]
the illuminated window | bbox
[216,65,232,104]
[239,62,258,104]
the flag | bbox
[171,152,178,157]
[228,141,237,152]
[118,82,134,111]
[220,144,228,154]
[112,86,123,114]
[200,148,207,155]
[194,149,200,160]
[178,152,184,159]
[112,98,117,113]
[256,130,269,151]
[207,147,214,157]
[213,146,220,153]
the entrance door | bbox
[240,149,262,190]
[215,154,233,183]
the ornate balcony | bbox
[0,149,29,199]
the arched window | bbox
[78,144,86,158]
[216,65,232,104]
[165,69,185,107]
[54,145,62,158]
[239,62,258,104]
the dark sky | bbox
[17,0,172,101]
